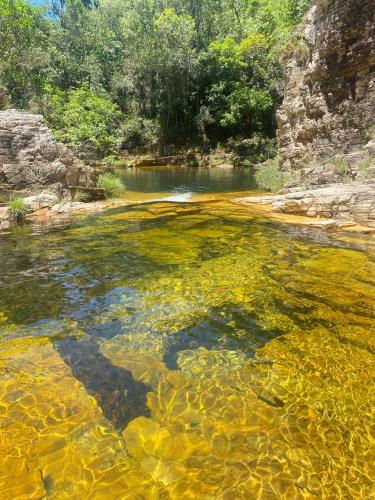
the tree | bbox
[45,85,122,157]
[0,0,311,156]
[0,0,50,106]
[153,9,199,143]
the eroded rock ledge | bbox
[237,183,375,228]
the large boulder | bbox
[0,110,97,192]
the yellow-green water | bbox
[0,199,374,498]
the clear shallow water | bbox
[111,166,257,194]
[0,199,374,498]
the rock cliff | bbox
[278,0,375,172]
[0,110,96,192]
[251,0,375,227]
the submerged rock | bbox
[177,347,247,378]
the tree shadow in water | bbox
[55,337,151,431]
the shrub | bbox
[255,158,291,192]
[73,190,91,202]
[230,135,277,165]
[120,115,160,152]
[331,154,351,181]
[356,154,373,180]
[101,155,118,166]
[97,173,125,197]
[44,84,122,159]
[8,197,27,221]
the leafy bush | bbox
[230,135,277,166]
[357,154,373,179]
[120,116,160,152]
[44,85,122,158]
[101,155,118,166]
[331,154,351,181]
[73,190,91,202]
[8,197,27,221]
[97,173,125,197]
[255,158,291,192]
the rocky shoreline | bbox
[243,0,375,233]
[0,109,110,230]
[0,192,121,230]
[236,182,375,229]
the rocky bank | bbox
[237,182,375,228]
[278,0,375,171]
[0,109,107,228]
[240,0,375,227]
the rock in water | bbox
[0,109,97,192]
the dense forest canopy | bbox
[0,0,310,158]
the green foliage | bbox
[121,116,160,152]
[200,31,279,140]
[230,135,277,166]
[73,190,91,202]
[45,85,121,157]
[0,0,49,106]
[357,154,373,180]
[255,158,291,192]
[101,155,118,166]
[97,172,125,197]
[0,0,310,155]
[8,197,28,221]
[331,154,351,181]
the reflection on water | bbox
[0,200,374,498]
[111,166,257,193]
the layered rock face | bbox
[0,110,96,192]
[278,0,375,171]
[264,0,375,226]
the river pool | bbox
[0,170,374,498]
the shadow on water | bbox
[162,304,285,370]
[55,337,151,431]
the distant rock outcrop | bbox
[0,110,97,192]
[278,0,375,171]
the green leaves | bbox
[46,85,122,157]
[0,0,50,106]
[1,0,310,155]
[221,88,273,129]
[97,172,125,197]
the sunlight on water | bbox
[0,200,374,498]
